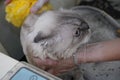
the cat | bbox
[20,6,120,80]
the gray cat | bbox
[20,6,120,80]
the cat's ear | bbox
[34,31,53,43]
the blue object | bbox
[11,67,48,80]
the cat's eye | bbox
[75,28,81,37]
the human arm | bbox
[22,38,120,75]
[79,38,120,63]
[47,38,120,75]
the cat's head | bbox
[22,9,91,59]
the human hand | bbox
[31,39,120,78]
[47,58,76,75]
[30,56,58,70]
[30,54,76,75]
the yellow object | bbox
[5,0,52,28]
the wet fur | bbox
[21,10,90,60]
[21,6,120,80]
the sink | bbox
[0,0,24,60]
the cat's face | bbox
[22,10,91,59]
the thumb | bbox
[30,0,48,13]
[47,69,59,75]
[33,57,58,67]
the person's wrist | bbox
[73,45,88,65]
[73,52,79,66]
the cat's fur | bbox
[20,6,120,80]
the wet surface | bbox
[79,0,120,19]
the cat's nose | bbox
[80,22,89,31]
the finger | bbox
[47,68,63,75]
[45,59,58,67]
[47,69,60,75]
[4,0,11,5]
[30,0,48,13]
[33,57,45,66]
[33,57,58,67]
